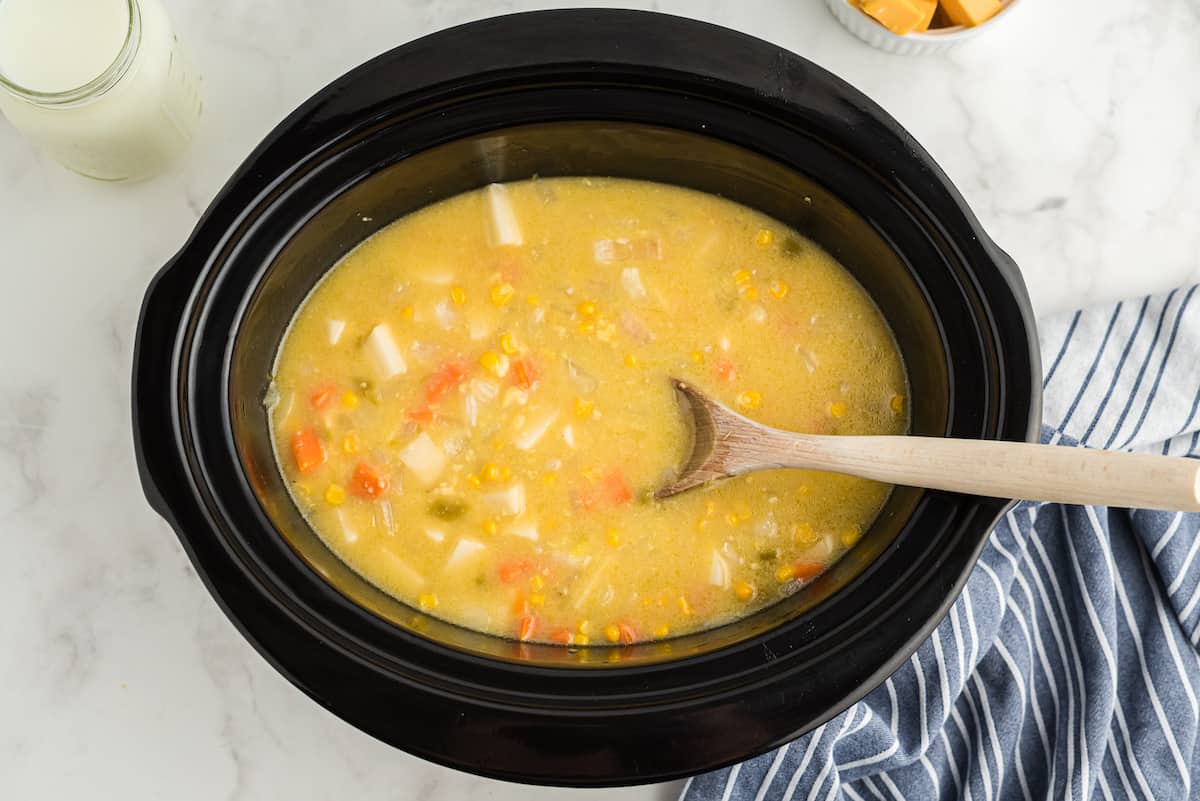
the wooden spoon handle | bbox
[784,435,1200,511]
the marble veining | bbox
[0,1,1196,799]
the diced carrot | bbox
[512,593,529,616]
[291,428,324,473]
[511,357,538,390]
[793,561,824,581]
[309,384,338,410]
[424,360,469,404]
[549,627,573,644]
[498,559,535,583]
[407,405,435,424]
[715,360,737,382]
[600,468,632,505]
[617,623,638,645]
[518,614,537,642]
[348,461,389,500]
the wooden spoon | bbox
[654,380,1200,511]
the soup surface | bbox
[269,177,907,645]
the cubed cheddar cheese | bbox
[938,0,1003,26]
[859,0,938,35]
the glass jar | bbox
[0,0,202,182]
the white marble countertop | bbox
[2,1,1198,799]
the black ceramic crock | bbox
[132,10,1040,786]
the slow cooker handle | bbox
[131,253,195,527]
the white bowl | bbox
[825,0,1023,54]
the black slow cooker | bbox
[132,10,1040,786]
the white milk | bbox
[0,0,202,181]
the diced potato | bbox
[327,319,346,345]
[486,183,523,247]
[709,550,731,588]
[398,432,447,487]
[508,520,539,541]
[445,537,486,570]
[364,323,407,379]
[376,548,425,593]
[514,409,560,450]
[481,484,526,517]
[620,268,647,300]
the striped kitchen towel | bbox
[683,285,1200,801]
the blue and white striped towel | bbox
[684,285,1200,801]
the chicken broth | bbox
[269,177,908,645]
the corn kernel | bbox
[607,528,621,547]
[624,353,639,367]
[578,620,591,635]
[725,512,741,526]
[499,332,519,355]
[574,635,590,646]
[467,474,481,488]
[654,624,671,638]
[695,518,709,531]
[450,286,466,306]
[479,351,510,377]
[482,463,501,482]
[737,390,762,410]
[794,522,818,545]
[482,519,498,535]
[678,596,693,616]
[690,351,705,364]
[525,294,541,307]
[542,472,557,486]
[755,229,774,247]
[705,500,717,517]
[603,624,621,643]
[734,581,755,601]
[769,279,790,299]
[418,592,438,610]
[891,394,905,414]
[828,401,846,419]
[529,593,545,607]
[579,319,596,334]
[575,398,595,417]
[340,434,358,455]
[500,466,512,480]
[401,305,415,320]
[324,484,346,506]
[733,268,753,285]
[530,574,545,591]
[577,301,598,317]
[740,285,759,301]
[840,525,862,548]
[776,564,796,583]
[340,390,359,409]
[490,282,515,306]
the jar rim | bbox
[0,0,141,106]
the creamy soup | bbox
[269,177,907,645]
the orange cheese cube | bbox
[860,0,937,35]
[915,0,937,30]
[938,0,1003,27]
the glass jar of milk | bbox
[0,0,202,181]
